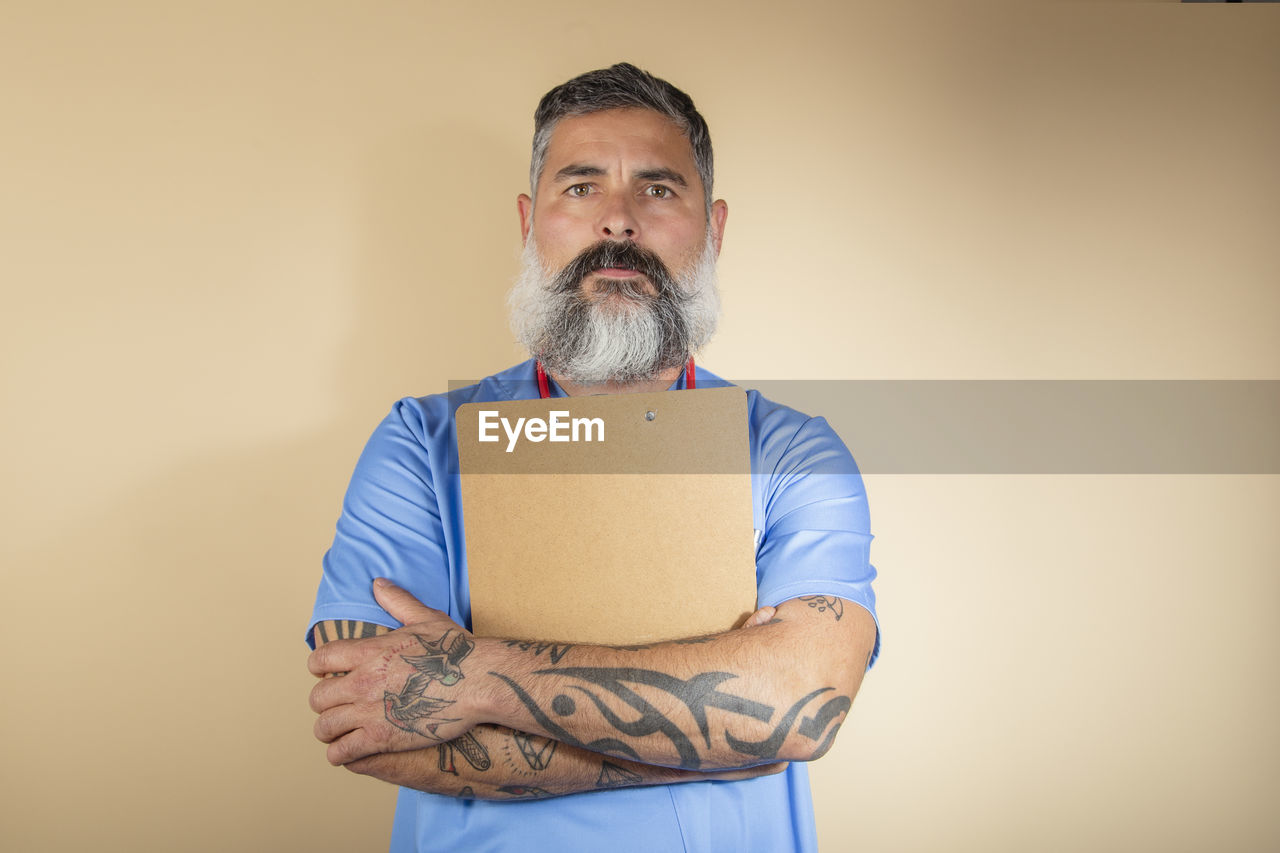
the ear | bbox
[517,194,534,245]
[709,199,728,257]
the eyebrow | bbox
[551,164,689,188]
[634,168,688,188]
[552,164,606,182]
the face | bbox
[509,107,729,385]
[517,108,727,298]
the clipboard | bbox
[457,387,756,645]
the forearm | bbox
[472,597,874,771]
[313,619,781,798]
[344,723,783,800]
[310,588,875,773]
[313,619,391,645]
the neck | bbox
[551,364,685,397]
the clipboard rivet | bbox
[645,410,656,421]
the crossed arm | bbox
[308,580,875,800]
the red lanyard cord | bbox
[535,358,695,399]
[535,360,551,399]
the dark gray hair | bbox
[530,63,714,210]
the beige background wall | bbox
[3,1,1277,851]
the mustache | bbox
[551,241,675,295]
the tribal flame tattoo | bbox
[492,665,849,769]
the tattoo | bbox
[497,784,553,799]
[493,666,851,768]
[382,630,474,741]
[512,731,558,771]
[458,786,475,799]
[492,673,642,764]
[724,688,838,759]
[797,695,852,741]
[596,760,643,789]
[316,620,387,644]
[503,639,573,664]
[496,667,776,769]
[804,708,847,759]
[798,596,843,621]
[436,731,491,775]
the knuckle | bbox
[307,646,329,675]
[308,683,323,713]
[313,715,331,744]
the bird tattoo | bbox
[383,630,475,740]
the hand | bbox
[309,580,484,766]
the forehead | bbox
[540,108,700,186]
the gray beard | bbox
[507,234,720,386]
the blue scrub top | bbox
[310,360,879,852]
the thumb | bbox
[372,578,437,625]
[740,604,777,629]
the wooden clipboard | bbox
[457,387,756,645]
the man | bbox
[307,63,879,852]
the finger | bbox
[313,704,361,744]
[372,577,441,625]
[308,640,352,677]
[308,637,380,677]
[309,669,360,713]
[327,727,381,766]
[741,605,777,628]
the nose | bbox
[597,193,639,241]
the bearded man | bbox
[307,63,880,853]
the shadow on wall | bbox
[4,121,526,852]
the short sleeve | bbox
[754,413,880,666]
[307,399,453,648]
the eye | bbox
[645,185,674,199]
[566,184,592,198]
